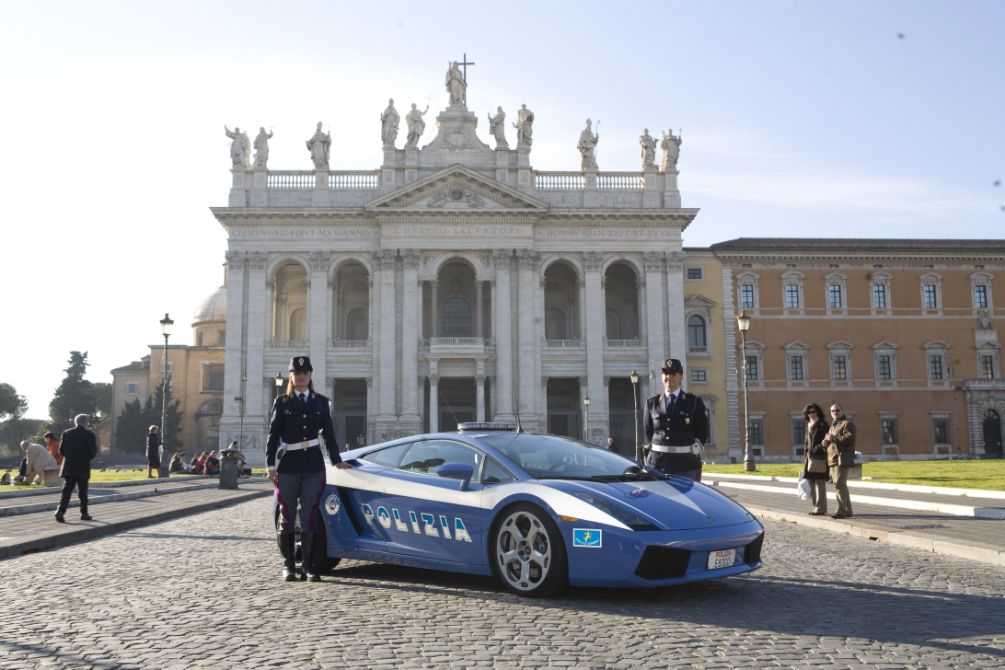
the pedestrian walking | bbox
[823,403,856,519]
[801,403,830,515]
[55,414,98,522]
[146,425,161,478]
[267,356,351,582]
[643,358,709,480]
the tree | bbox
[49,351,96,431]
[114,398,148,453]
[0,383,27,422]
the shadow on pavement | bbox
[0,641,142,670]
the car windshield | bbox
[480,433,659,481]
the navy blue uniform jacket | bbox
[266,392,340,473]
[644,391,709,471]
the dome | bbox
[192,286,227,326]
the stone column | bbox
[492,250,514,421]
[476,360,486,422]
[308,251,329,385]
[375,250,397,435]
[475,279,484,338]
[221,250,247,452]
[431,280,439,338]
[517,250,541,428]
[583,253,605,442]
[244,252,269,449]
[643,252,666,387]
[429,374,439,433]
[401,250,421,429]
[665,251,687,376]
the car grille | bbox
[744,533,764,565]
[634,545,691,580]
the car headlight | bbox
[568,491,660,531]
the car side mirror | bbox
[437,462,474,490]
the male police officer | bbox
[267,356,350,582]
[644,358,709,480]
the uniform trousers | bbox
[829,465,853,516]
[809,478,827,514]
[276,471,326,534]
[57,476,89,515]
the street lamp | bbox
[158,313,174,476]
[630,369,641,463]
[737,310,754,472]
[582,393,591,443]
[275,372,285,399]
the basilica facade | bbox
[213,75,701,460]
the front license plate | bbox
[707,548,736,570]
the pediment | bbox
[365,165,548,213]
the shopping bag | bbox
[797,476,810,501]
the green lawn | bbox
[703,459,1005,491]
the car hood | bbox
[542,478,754,531]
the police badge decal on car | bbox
[324,493,340,516]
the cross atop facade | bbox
[459,53,475,82]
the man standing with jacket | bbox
[822,404,856,519]
[55,414,98,523]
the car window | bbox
[399,440,482,476]
[480,457,516,484]
[361,443,409,467]
[480,433,637,479]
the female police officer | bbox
[267,356,350,582]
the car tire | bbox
[274,504,341,574]
[492,503,567,597]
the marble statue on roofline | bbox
[380,99,400,148]
[253,127,272,169]
[639,128,657,171]
[488,107,509,149]
[660,129,682,173]
[513,104,534,148]
[306,121,331,170]
[578,119,599,171]
[445,61,466,107]
[224,126,250,168]
[405,103,429,149]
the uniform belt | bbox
[280,439,320,451]
[650,444,694,454]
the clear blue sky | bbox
[1,1,1002,420]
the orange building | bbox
[710,239,1004,461]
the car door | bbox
[365,439,487,565]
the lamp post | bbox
[737,310,755,472]
[159,313,174,477]
[275,372,285,400]
[630,369,641,463]
[582,393,591,443]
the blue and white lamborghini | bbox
[287,423,763,597]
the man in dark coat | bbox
[55,413,98,522]
[643,358,709,480]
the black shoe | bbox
[80,514,93,521]
[307,572,321,582]
[831,513,847,519]
[54,513,65,523]
[282,568,296,582]
[808,511,826,516]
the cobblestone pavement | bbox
[2,498,1003,669]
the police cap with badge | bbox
[661,358,684,375]
[289,355,313,372]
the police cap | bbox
[660,358,684,375]
[288,356,313,372]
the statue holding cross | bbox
[445,61,466,107]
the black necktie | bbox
[667,394,676,415]
[299,393,306,405]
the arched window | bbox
[687,315,707,352]
[441,296,472,336]
[346,308,367,340]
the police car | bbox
[282,423,763,596]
